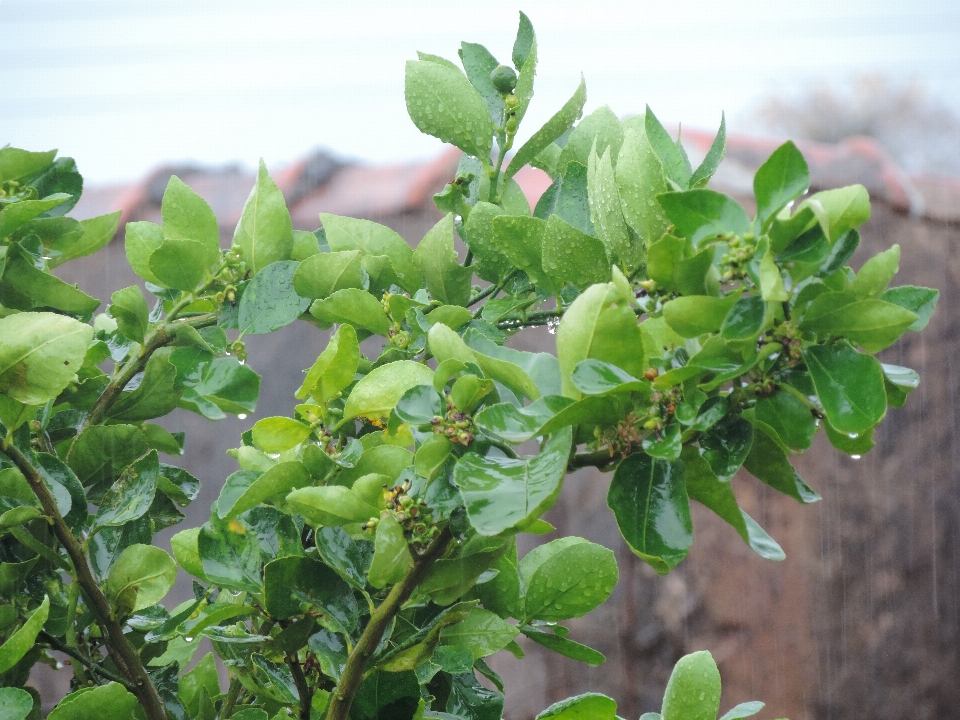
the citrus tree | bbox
[0,12,938,720]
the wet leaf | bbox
[106,544,177,617]
[233,159,294,275]
[238,260,310,335]
[264,556,359,632]
[661,651,720,720]
[521,537,617,622]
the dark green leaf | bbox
[447,671,504,720]
[689,113,726,188]
[522,536,618,621]
[743,429,821,503]
[512,11,535,69]
[720,296,769,341]
[658,189,750,247]
[353,670,420,720]
[315,526,373,590]
[699,417,754,481]
[880,285,939,331]
[91,450,159,534]
[0,242,99,315]
[459,42,504,125]
[264,556,359,633]
[803,343,887,434]
[47,211,122,268]
[521,626,605,665]
[107,349,182,422]
[607,453,691,574]
[197,517,262,594]
[66,424,148,487]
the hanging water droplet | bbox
[850,454,861,460]
[847,432,858,438]
[185,636,194,642]
[238,413,248,420]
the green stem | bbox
[568,449,619,471]
[326,527,454,720]
[40,631,134,689]
[288,654,312,720]
[467,269,519,309]
[219,678,243,719]
[83,313,218,430]
[64,580,88,686]
[9,526,69,569]
[0,441,168,720]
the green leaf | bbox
[143,424,185,456]
[310,288,391,337]
[556,277,645,398]
[160,175,220,257]
[48,211,122,268]
[645,107,691,189]
[803,343,887,434]
[571,359,650,397]
[689,113,726,188]
[475,395,615,444]
[718,702,765,720]
[91,451,159,534]
[0,242,100,315]
[108,285,149,343]
[801,293,917,352]
[0,195,72,236]
[753,141,810,229]
[292,249,363,299]
[343,361,434,422]
[463,202,513,283]
[0,687,33,720]
[106,349,181,422]
[658,189,750,247]
[23,157,82,217]
[459,42,504,125]
[296,323,359,404]
[252,417,312,453]
[178,355,260,419]
[105,544,177,617]
[179,653,220,718]
[758,250,789,302]
[588,144,636,271]
[414,214,472,306]
[454,427,572,535]
[0,312,94,404]
[234,159,294,275]
[46,683,138,720]
[512,11,535,70]
[522,536,618,622]
[66,424,148,486]
[0,595,48,673]
[662,293,739,338]
[682,447,784,561]
[221,462,311,519]
[804,184,870,241]
[264,556,359,632]
[0,147,57,183]
[661,651,721,720]
[720,296,769,342]
[447,671,504,720]
[535,161,594,235]
[850,245,899,299]
[558,106,624,173]
[170,527,206,580]
[439,607,519,659]
[368,514,413,588]
[321,214,422,293]
[315,526,373,590]
[607,453,692,573]
[616,126,671,247]
[238,260,310,336]
[148,238,216,290]
[699,417,754,481]
[506,75,587,181]
[520,627,605,666]
[124,221,165,285]
[743,429,821,503]
[405,59,495,161]
[198,516,262,593]
[880,285,938,331]
[536,693,618,720]
[490,215,558,293]
[286,485,379,527]
[541,215,610,290]
[353,670,420,720]
[749,391,817,453]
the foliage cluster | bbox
[0,12,937,720]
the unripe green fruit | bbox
[490,64,518,94]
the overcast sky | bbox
[3,0,959,183]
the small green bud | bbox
[490,64,518,94]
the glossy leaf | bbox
[160,175,219,256]
[804,184,871,241]
[541,215,610,290]
[881,285,938,331]
[220,461,311,519]
[506,75,587,180]
[463,201,513,283]
[321,213,421,293]
[721,295,769,341]
[197,517,262,594]
[238,260,310,335]
[343,360,434,422]
[405,59,495,161]
[252,417,312,453]
[662,293,739,338]
[286,485,378,527]
[149,238,216,290]
[645,106,690,189]
[683,447,784,561]
[661,651,721,720]
[658,189,750,247]
[310,288,391,336]
[556,277,646,397]
[0,311,94,404]
[699,417,754,481]
[368,514,413,588]
[264,556,359,632]
[296,323,360,404]
[753,141,809,229]
[689,113,726,188]
[616,126,671,247]
[105,544,177,617]
[559,105,624,175]
[91,451,159,534]
[46,683,138,720]
[743,429,821,504]
[315,526,373,590]
[571,358,650,397]
[475,395,614,444]
[522,537,618,622]
[293,249,363,299]
[459,41,504,124]
[490,215,555,293]
[0,595,48,673]
[106,349,181,422]
[536,693,617,720]
[588,144,636,271]
[439,607,519,659]
[413,213,472,306]
[66,424,148,486]
[520,626,605,666]
[454,427,572,536]
[535,160,594,235]
[233,159,294,275]
[607,453,692,574]
[803,343,887,434]
[0,687,32,720]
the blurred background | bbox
[4,1,959,719]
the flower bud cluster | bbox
[719,232,757,283]
[361,478,441,549]
[772,320,803,366]
[430,395,476,446]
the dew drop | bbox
[238,413,248,420]
[850,454,861,460]
[185,636,194,642]
[847,432,858,438]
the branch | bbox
[287,654,312,720]
[39,632,135,690]
[83,313,218,429]
[0,441,168,720]
[467,269,519,309]
[568,449,619,471]
[325,527,454,720]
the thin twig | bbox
[39,632,135,690]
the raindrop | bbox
[238,413,248,420]
[850,454,861,460]
[185,636,194,642]
[847,432,858,438]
